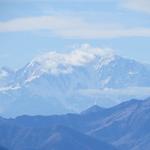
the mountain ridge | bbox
[0,45,150,116]
[0,97,150,150]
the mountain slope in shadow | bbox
[0,97,150,150]
[0,122,116,150]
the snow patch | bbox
[0,84,21,92]
[128,71,138,75]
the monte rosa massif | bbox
[0,44,150,117]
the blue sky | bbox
[0,0,150,69]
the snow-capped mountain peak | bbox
[31,44,114,68]
[24,44,115,83]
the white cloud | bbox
[0,15,150,39]
[121,0,150,14]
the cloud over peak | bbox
[27,44,114,75]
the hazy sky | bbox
[0,0,150,69]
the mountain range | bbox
[0,97,149,150]
[0,44,150,116]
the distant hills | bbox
[0,97,150,150]
[0,45,150,116]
